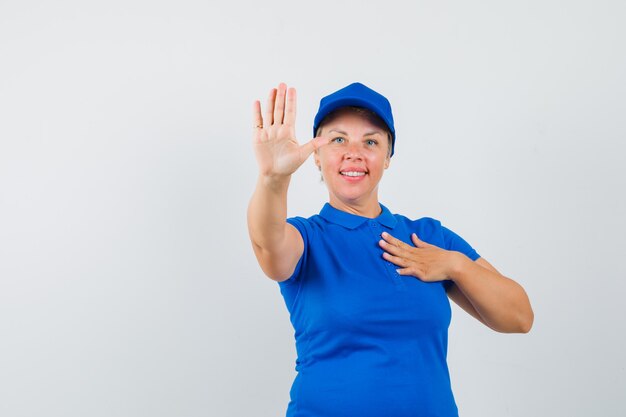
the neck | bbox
[328,194,382,218]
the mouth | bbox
[339,169,368,181]
[340,171,367,177]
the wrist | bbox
[447,251,471,284]
[259,173,291,190]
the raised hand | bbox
[252,83,327,178]
[378,232,463,282]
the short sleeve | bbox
[280,216,310,287]
[441,225,480,261]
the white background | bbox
[1,1,625,416]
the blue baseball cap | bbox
[313,82,396,156]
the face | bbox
[314,109,391,212]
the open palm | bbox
[252,83,326,178]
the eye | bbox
[365,139,378,146]
[331,137,345,144]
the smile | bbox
[340,171,366,177]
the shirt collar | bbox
[319,202,397,230]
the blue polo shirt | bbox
[279,203,480,417]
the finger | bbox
[284,87,297,126]
[378,239,405,256]
[265,88,277,126]
[397,267,423,279]
[252,100,263,131]
[382,251,409,268]
[273,82,287,125]
[299,136,328,160]
[381,232,409,248]
[411,233,429,248]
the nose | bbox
[343,142,363,160]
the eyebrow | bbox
[327,129,383,137]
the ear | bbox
[314,151,321,170]
[384,155,390,169]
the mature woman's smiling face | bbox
[315,109,391,215]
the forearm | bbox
[449,255,534,333]
[247,175,291,251]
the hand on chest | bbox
[302,225,452,336]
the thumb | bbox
[299,136,327,159]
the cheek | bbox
[318,151,341,169]
[366,153,387,170]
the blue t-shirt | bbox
[279,203,480,417]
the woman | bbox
[247,82,534,417]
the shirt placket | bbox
[367,220,406,291]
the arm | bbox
[379,232,534,333]
[446,257,534,333]
[247,83,326,281]
[248,176,303,281]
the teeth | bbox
[341,171,365,177]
